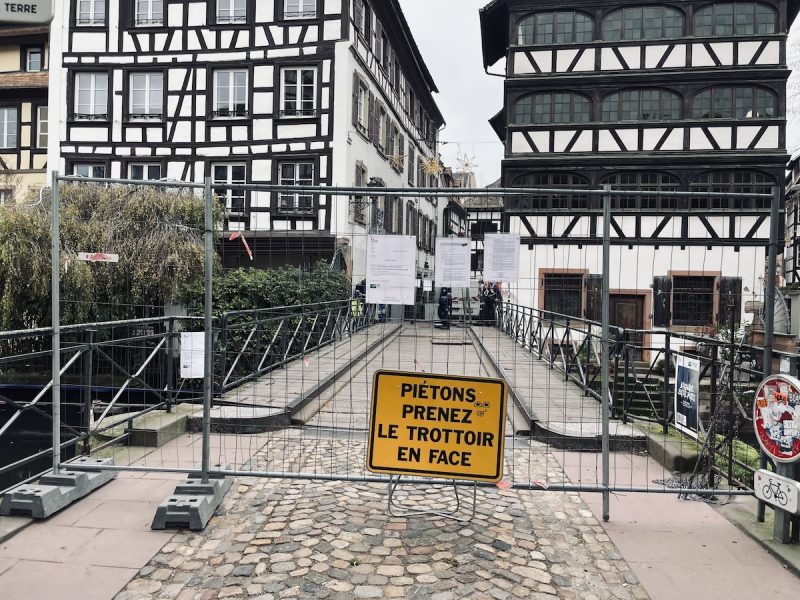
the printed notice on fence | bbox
[674,354,701,439]
[180,332,205,379]
[367,370,508,482]
[483,234,521,283]
[366,235,417,305]
[435,239,471,288]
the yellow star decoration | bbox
[422,155,444,177]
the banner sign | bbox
[754,469,800,514]
[0,1,52,23]
[482,234,520,283]
[365,235,416,305]
[180,332,205,379]
[674,355,701,438]
[754,374,800,463]
[77,252,119,263]
[435,238,471,288]
[367,370,507,482]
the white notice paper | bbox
[435,239,471,288]
[366,235,417,305]
[483,234,521,283]
[423,279,433,292]
[180,332,205,379]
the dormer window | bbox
[217,0,246,24]
[135,0,163,26]
[603,6,684,41]
[694,3,777,36]
[285,0,316,20]
[517,11,594,45]
[26,48,43,72]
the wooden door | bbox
[610,295,645,360]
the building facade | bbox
[480,0,798,333]
[47,0,444,280]
[0,23,49,204]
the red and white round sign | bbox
[753,374,800,463]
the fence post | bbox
[201,178,213,485]
[622,340,630,424]
[662,331,671,436]
[757,185,779,529]
[709,344,718,489]
[218,313,228,395]
[601,185,611,522]
[51,171,62,475]
[165,318,174,413]
[81,328,95,455]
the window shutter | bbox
[408,146,415,185]
[368,91,376,144]
[719,277,742,326]
[354,0,363,31]
[398,134,405,172]
[352,74,360,127]
[375,20,382,62]
[652,276,672,327]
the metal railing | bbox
[0,301,376,493]
[496,301,799,490]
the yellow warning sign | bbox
[367,370,508,482]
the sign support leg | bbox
[387,476,477,523]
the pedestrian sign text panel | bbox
[367,370,507,482]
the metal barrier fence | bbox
[1,173,793,533]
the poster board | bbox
[180,332,205,379]
[674,354,701,438]
[367,370,508,482]
[365,235,416,305]
[435,238,471,288]
[482,234,520,283]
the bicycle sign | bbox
[754,470,800,515]
[753,374,800,463]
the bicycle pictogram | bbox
[761,479,789,507]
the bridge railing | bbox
[0,300,376,493]
[496,301,800,489]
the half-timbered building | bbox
[0,23,49,203]
[47,0,444,278]
[481,0,798,333]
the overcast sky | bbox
[400,0,505,186]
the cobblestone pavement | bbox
[114,436,649,600]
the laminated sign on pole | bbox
[367,370,508,482]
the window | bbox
[672,276,715,326]
[129,73,163,119]
[694,3,776,36]
[217,0,246,23]
[407,146,415,186]
[26,48,43,72]
[513,92,591,124]
[377,105,388,151]
[601,172,680,210]
[129,163,162,181]
[36,106,47,148]
[213,163,246,214]
[517,11,594,45]
[213,70,248,118]
[513,172,590,210]
[280,67,316,117]
[355,0,371,39]
[74,73,109,120]
[0,190,10,206]
[603,6,684,40]
[76,0,105,25]
[73,164,106,178]
[602,89,682,121]
[284,0,316,19]
[278,162,314,212]
[352,76,369,133]
[543,274,583,318]
[135,0,163,26]
[692,86,776,119]
[0,108,17,148]
[690,171,774,210]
